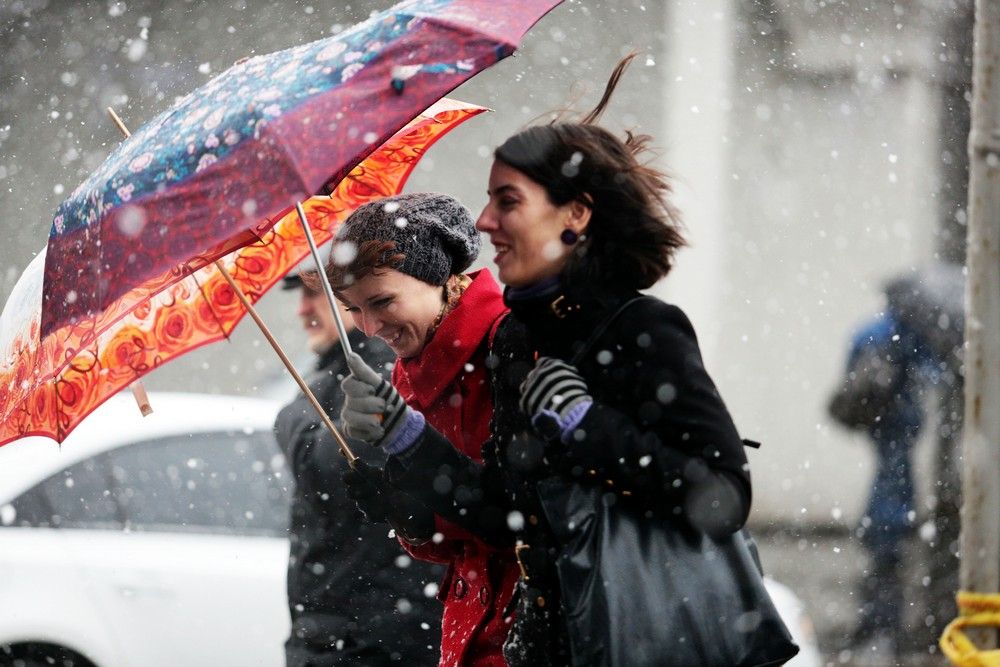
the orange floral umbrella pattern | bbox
[0,99,485,446]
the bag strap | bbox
[569,296,651,366]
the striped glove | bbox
[341,353,425,454]
[519,357,593,443]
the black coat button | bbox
[453,577,467,599]
[479,586,490,606]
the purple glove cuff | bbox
[559,399,593,443]
[383,409,426,455]
[537,399,593,444]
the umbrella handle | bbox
[294,202,354,359]
[214,260,358,464]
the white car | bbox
[0,393,291,667]
[0,392,821,667]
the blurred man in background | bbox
[828,263,964,661]
[274,265,441,666]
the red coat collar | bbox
[393,270,507,410]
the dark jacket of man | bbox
[275,329,441,666]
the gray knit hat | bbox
[333,192,480,286]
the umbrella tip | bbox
[390,64,422,95]
[129,381,153,417]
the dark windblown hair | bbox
[494,54,685,290]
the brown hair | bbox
[301,239,405,294]
[494,54,685,290]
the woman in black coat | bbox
[341,56,756,665]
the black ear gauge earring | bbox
[560,229,579,245]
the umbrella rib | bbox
[259,120,314,203]
[192,273,231,340]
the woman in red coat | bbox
[324,192,523,667]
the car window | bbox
[0,455,120,530]
[40,456,122,529]
[108,430,290,536]
[3,485,54,528]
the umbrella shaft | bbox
[295,202,354,358]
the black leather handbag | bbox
[538,479,799,666]
[538,297,800,667]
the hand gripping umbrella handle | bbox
[295,204,384,425]
[214,260,358,464]
[295,202,353,359]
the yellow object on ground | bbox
[941,591,1000,666]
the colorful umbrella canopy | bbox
[42,0,561,339]
[0,100,484,446]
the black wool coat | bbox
[275,330,441,666]
[387,282,752,665]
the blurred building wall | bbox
[655,0,955,525]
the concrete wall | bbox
[658,0,951,524]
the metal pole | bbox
[958,0,1000,649]
[295,201,354,358]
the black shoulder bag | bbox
[536,297,800,667]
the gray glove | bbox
[340,352,420,452]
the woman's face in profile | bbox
[476,160,580,289]
[337,268,443,359]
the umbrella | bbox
[41,0,562,339]
[4,0,564,448]
[0,100,484,448]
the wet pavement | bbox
[754,525,958,667]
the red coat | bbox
[393,270,520,667]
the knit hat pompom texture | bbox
[335,192,480,286]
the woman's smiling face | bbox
[476,160,589,289]
[337,268,443,359]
